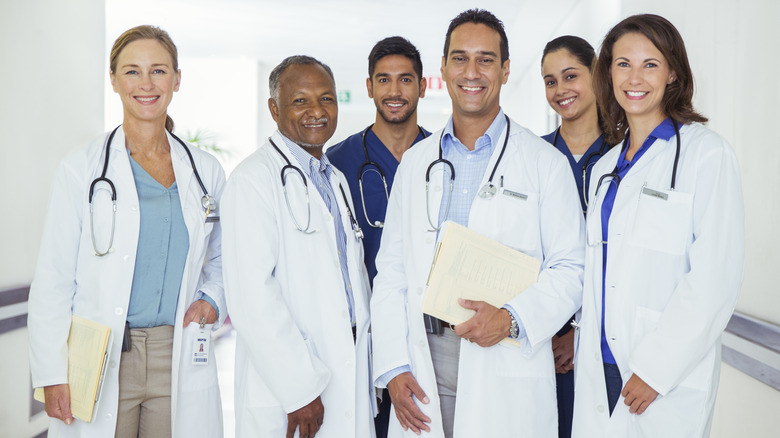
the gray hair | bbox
[269,55,335,102]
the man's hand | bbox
[387,372,431,435]
[552,329,575,373]
[453,299,511,347]
[43,384,74,425]
[182,299,218,327]
[622,374,658,415]
[287,396,324,438]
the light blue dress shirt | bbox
[126,153,218,328]
[126,154,189,328]
[280,132,356,325]
[378,110,528,387]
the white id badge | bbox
[192,326,211,366]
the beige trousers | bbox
[115,325,174,438]
[427,329,461,438]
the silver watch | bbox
[508,311,519,339]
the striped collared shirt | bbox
[278,132,355,325]
[437,109,508,227]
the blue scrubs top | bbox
[599,118,676,364]
[542,129,608,215]
[327,126,429,284]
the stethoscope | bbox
[268,138,363,240]
[552,127,609,210]
[358,124,427,228]
[89,125,218,256]
[425,114,510,232]
[593,119,681,202]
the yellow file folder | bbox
[423,221,541,346]
[34,315,111,423]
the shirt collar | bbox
[277,130,332,179]
[441,108,507,154]
[617,117,676,167]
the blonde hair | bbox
[110,25,179,132]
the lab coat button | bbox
[342,310,349,319]
[435,186,442,192]
[345,410,353,419]
[597,405,605,413]
[417,288,423,295]
[345,360,352,368]
[131,205,138,211]
[418,340,426,349]
[109,360,116,368]
[425,236,433,244]
[123,255,131,262]
[115,307,123,315]
[105,413,113,420]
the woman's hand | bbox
[44,384,74,425]
[182,299,217,327]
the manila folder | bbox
[34,315,111,423]
[423,221,541,335]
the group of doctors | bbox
[27,7,743,438]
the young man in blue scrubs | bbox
[326,36,429,438]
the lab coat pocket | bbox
[490,190,540,253]
[178,322,218,393]
[632,306,662,346]
[628,187,692,255]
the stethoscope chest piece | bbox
[201,194,218,213]
[478,183,497,199]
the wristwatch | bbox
[507,310,519,340]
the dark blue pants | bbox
[603,362,623,415]
[556,370,574,438]
[374,388,390,438]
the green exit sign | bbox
[338,90,351,103]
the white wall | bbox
[0,0,105,436]
[618,0,780,435]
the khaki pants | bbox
[115,325,174,438]
[427,329,461,438]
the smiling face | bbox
[367,54,426,124]
[542,49,597,123]
[269,63,338,149]
[110,39,180,126]
[610,32,676,127]
[441,22,510,123]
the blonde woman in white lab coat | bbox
[28,25,226,437]
[572,14,744,438]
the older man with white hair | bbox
[222,55,376,438]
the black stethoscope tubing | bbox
[358,124,427,228]
[594,119,681,198]
[424,114,511,231]
[552,127,609,180]
[425,114,511,186]
[89,125,214,206]
[359,124,427,180]
[269,137,363,238]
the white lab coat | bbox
[28,127,227,438]
[572,123,744,437]
[371,118,585,437]
[221,131,376,438]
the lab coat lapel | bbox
[422,132,445,232]
[621,133,673,184]
[111,127,141,214]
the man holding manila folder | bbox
[370,9,585,438]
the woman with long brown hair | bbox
[573,14,744,437]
